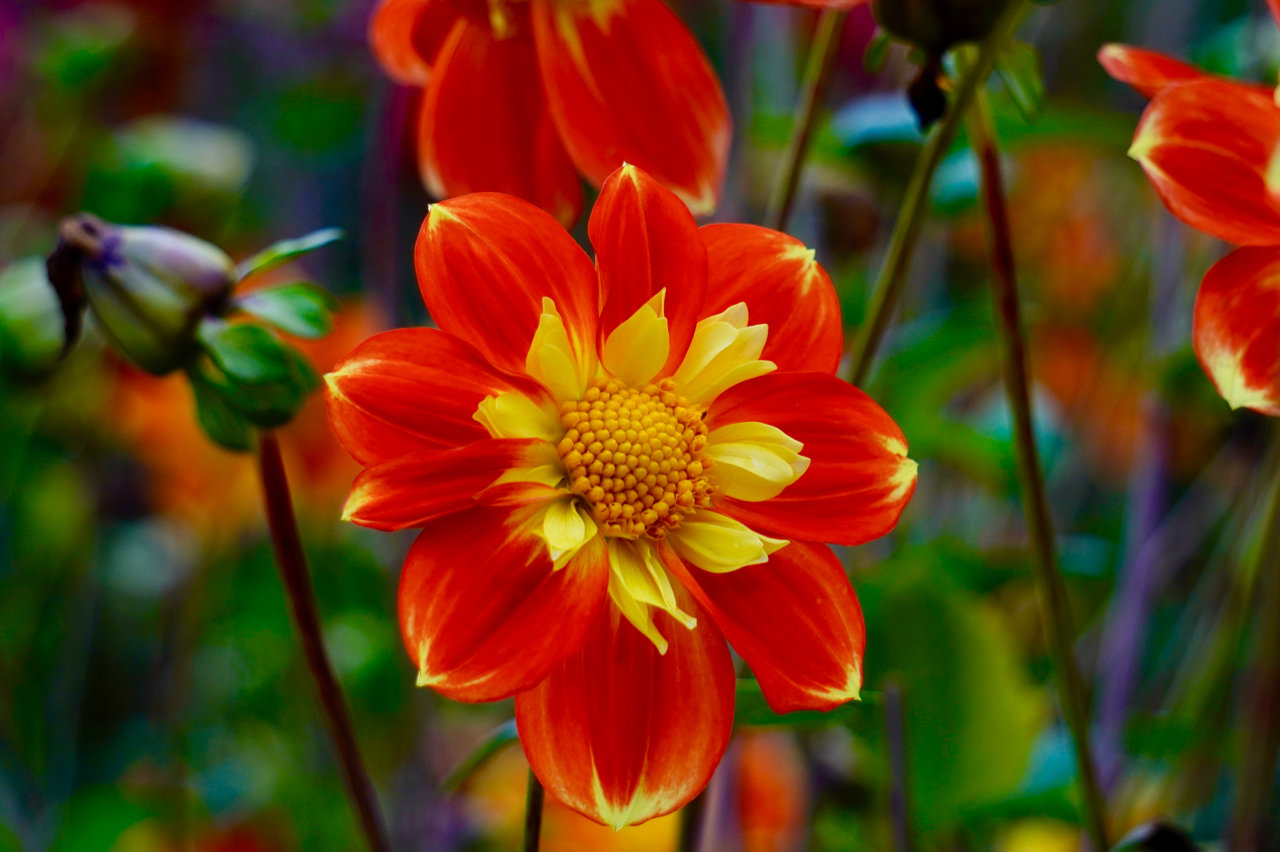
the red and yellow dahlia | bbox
[325,164,916,826]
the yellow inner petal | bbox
[667,510,787,573]
[474,392,562,443]
[525,297,595,403]
[704,420,810,502]
[672,302,776,406]
[607,537,697,653]
[527,495,598,569]
[601,290,670,388]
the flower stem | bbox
[765,8,847,232]
[678,789,707,852]
[255,431,392,852]
[848,0,1031,388]
[965,92,1110,852]
[523,768,545,852]
[884,681,915,852]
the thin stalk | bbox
[848,0,1032,388]
[678,789,707,852]
[523,769,545,852]
[255,432,392,852]
[966,92,1110,852]
[884,681,914,852]
[765,8,847,232]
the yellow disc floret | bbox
[555,377,715,539]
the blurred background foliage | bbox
[0,0,1277,849]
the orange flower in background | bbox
[736,729,810,852]
[325,164,916,826]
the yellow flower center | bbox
[555,377,715,539]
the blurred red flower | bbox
[325,164,916,826]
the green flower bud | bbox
[47,214,236,375]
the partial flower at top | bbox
[325,164,916,827]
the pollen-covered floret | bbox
[555,377,715,538]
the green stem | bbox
[966,90,1110,852]
[678,789,707,852]
[765,8,847,232]
[523,768,545,852]
[848,0,1031,388]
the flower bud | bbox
[47,214,236,375]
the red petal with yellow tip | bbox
[368,0,458,86]
[416,192,598,376]
[530,0,729,216]
[1096,44,1205,98]
[700,223,843,374]
[516,594,734,828]
[708,372,916,546]
[1193,247,1280,416]
[325,328,544,465]
[662,541,865,714]
[1133,78,1280,245]
[590,165,708,374]
[400,504,609,703]
[343,438,545,531]
[418,21,582,227]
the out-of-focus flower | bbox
[994,818,1081,852]
[0,256,69,380]
[326,164,917,826]
[1191,247,1280,415]
[736,730,810,852]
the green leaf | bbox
[440,720,520,793]
[197,319,294,384]
[235,282,338,339]
[236,227,344,280]
[996,41,1045,123]
[864,30,892,74]
[734,679,880,729]
[188,367,253,451]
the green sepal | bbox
[236,227,343,280]
[234,281,338,339]
[187,365,254,451]
[195,318,319,429]
[733,679,881,729]
[864,29,892,74]
[197,318,295,384]
[995,41,1045,123]
[439,720,520,793]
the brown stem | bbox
[966,92,1110,852]
[255,432,393,852]
[884,681,914,852]
[523,768,545,852]
[678,788,707,852]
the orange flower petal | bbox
[417,21,582,227]
[707,372,916,546]
[700,223,843,374]
[516,594,734,828]
[530,0,729,215]
[400,504,609,703]
[416,192,598,376]
[1096,44,1206,98]
[1194,247,1280,416]
[663,541,865,714]
[1132,78,1280,245]
[368,0,459,86]
[590,165,707,376]
[325,328,545,465]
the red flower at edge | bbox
[324,164,917,826]
[1100,9,1280,415]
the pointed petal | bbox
[1096,44,1205,98]
[530,0,729,215]
[325,328,545,465]
[699,224,843,374]
[369,0,459,86]
[667,510,786,573]
[418,21,582,227]
[661,540,865,714]
[589,165,707,376]
[417,192,598,376]
[400,504,609,702]
[707,372,917,546]
[600,291,670,388]
[516,594,734,828]
[343,438,554,531]
[1193,246,1280,416]
[1131,78,1280,245]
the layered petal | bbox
[672,303,776,406]
[662,540,865,714]
[516,592,734,828]
[325,328,545,465]
[417,21,582,227]
[417,193,597,376]
[1131,78,1280,245]
[1193,247,1280,416]
[700,224,843,374]
[400,502,609,702]
[707,372,916,546]
[590,165,708,375]
[530,0,729,215]
[1096,44,1206,98]
[369,0,459,86]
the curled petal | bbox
[400,504,609,702]
[417,193,597,376]
[661,540,865,713]
[700,224,843,374]
[1194,247,1280,416]
[418,21,582,226]
[704,421,809,502]
[666,510,786,574]
[516,592,734,828]
[601,291,670,388]
[590,165,708,375]
[673,303,775,406]
[1132,78,1280,245]
[325,328,544,465]
[530,0,729,215]
[708,372,917,546]
[606,537,697,654]
[369,0,458,85]
[1096,44,1206,98]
